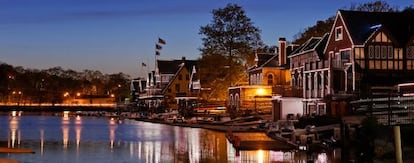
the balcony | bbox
[272,85,303,97]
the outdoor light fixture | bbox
[256,88,266,96]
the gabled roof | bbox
[339,10,414,46]
[289,33,329,59]
[258,53,278,67]
[247,53,278,72]
[157,59,198,74]
[161,63,186,94]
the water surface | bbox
[0,112,339,162]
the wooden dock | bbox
[0,147,34,153]
[226,131,297,150]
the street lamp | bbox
[254,88,268,113]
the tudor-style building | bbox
[321,10,414,116]
[289,10,414,117]
[326,10,414,95]
[289,34,329,115]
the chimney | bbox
[278,37,286,66]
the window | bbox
[335,26,343,41]
[369,61,375,69]
[355,48,360,59]
[235,94,240,109]
[375,61,381,69]
[387,46,393,59]
[369,46,375,59]
[388,61,393,70]
[394,49,399,59]
[178,74,182,80]
[230,95,234,106]
[407,46,414,59]
[267,74,274,85]
[381,46,387,59]
[381,61,387,70]
[375,46,381,59]
[340,50,350,62]
[175,84,180,92]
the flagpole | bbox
[155,37,165,86]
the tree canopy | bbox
[0,63,130,104]
[199,3,262,65]
[198,4,262,101]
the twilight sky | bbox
[0,0,412,78]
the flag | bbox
[155,51,160,56]
[156,44,162,50]
[141,62,147,67]
[158,38,166,45]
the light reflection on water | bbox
[0,112,339,162]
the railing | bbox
[273,85,303,97]
[0,103,116,107]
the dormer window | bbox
[335,26,343,41]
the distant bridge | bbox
[0,103,118,112]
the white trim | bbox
[324,11,355,54]
[302,98,323,102]
[175,97,198,100]
[303,68,329,73]
[335,26,343,41]
[228,85,272,90]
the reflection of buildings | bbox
[75,116,82,150]
[108,118,117,149]
[8,112,20,148]
[62,113,70,149]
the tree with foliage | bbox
[199,3,262,101]
[0,62,131,104]
[293,0,399,45]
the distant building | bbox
[130,78,146,103]
[138,57,199,111]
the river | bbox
[0,111,340,162]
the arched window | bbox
[267,74,274,85]
[229,94,234,106]
[235,94,240,110]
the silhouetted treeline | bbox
[0,62,130,104]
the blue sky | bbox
[0,0,412,78]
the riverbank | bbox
[131,117,263,132]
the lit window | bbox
[268,74,273,85]
[381,46,387,59]
[387,46,393,59]
[335,26,343,41]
